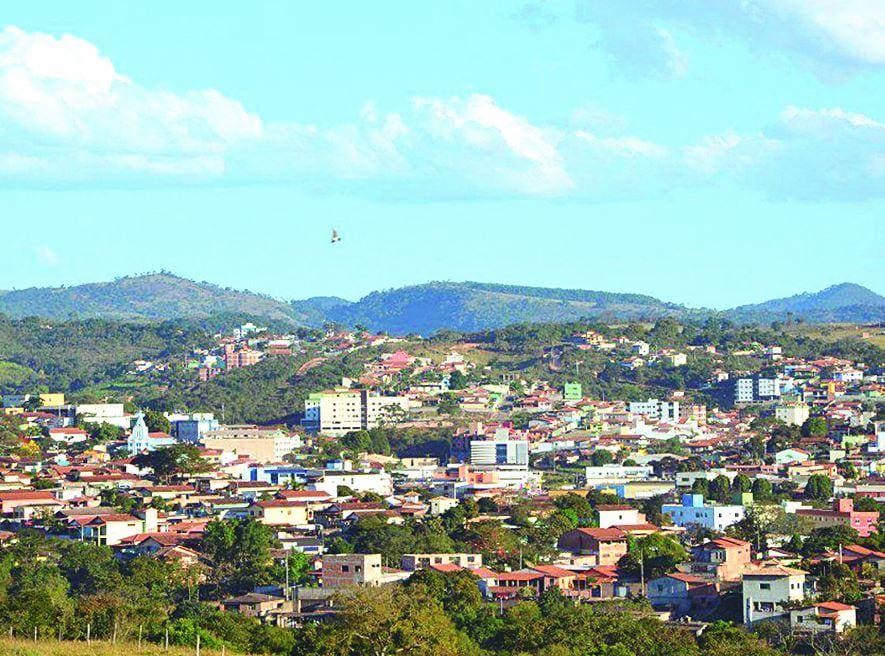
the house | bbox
[662,494,746,532]
[775,448,811,466]
[742,565,808,624]
[557,527,629,566]
[796,498,879,538]
[47,427,89,444]
[0,490,64,515]
[82,508,159,546]
[596,504,646,529]
[249,499,312,526]
[790,602,857,635]
[689,537,752,582]
[647,572,717,617]
[322,553,383,588]
[222,593,293,619]
[819,544,885,575]
[400,553,483,571]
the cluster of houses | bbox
[0,326,883,638]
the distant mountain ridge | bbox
[1,274,882,333]
[298,281,688,334]
[724,282,885,324]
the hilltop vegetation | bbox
[0,315,210,394]
[310,281,687,334]
[725,282,885,324]
[3,274,884,334]
[0,273,303,325]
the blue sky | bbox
[1,1,883,308]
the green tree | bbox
[621,533,688,580]
[801,416,828,437]
[203,518,277,595]
[143,409,172,434]
[751,478,773,502]
[134,443,209,482]
[804,474,833,501]
[731,474,752,494]
[590,450,614,467]
[708,475,732,503]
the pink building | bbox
[796,498,879,538]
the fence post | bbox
[138,624,143,648]
[165,626,169,651]
[195,632,201,656]
[87,623,91,644]
[34,626,37,643]
[112,621,118,645]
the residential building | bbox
[249,499,312,526]
[790,602,857,635]
[796,498,879,538]
[563,383,582,401]
[557,527,629,566]
[689,537,752,582]
[302,389,410,436]
[322,553,383,587]
[647,573,717,617]
[400,553,483,571]
[628,399,680,422]
[662,494,746,532]
[170,413,219,442]
[775,403,810,427]
[596,504,646,529]
[585,464,654,486]
[742,565,808,624]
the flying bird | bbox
[331,229,341,244]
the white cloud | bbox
[35,245,58,266]
[0,25,883,202]
[559,1,885,78]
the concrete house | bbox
[742,565,808,624]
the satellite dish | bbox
[331,229,341,244]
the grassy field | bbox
[0,638,229,656]
[786,323,885,349]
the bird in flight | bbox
[331,229,341,244]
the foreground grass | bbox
[0,638,229,656]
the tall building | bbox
[302,389,410,436]
[628,398,680,422]
[469,438,529,467]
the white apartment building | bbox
[585,464,654,486]
[628,398,680,422]
[775,403,810,427]
[303,389,410,436]
[662,494,746,531]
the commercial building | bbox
[169,412,220,442]
[202,426,301,463]
[469,438,529,468]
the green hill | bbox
[0,273,301,324]
[725,282,885,324]
[313,281,687,334]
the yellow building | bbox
[39,393,65,407]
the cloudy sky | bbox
[1,1,883,307]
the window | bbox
[759,583,770,590]
[342,565,350,572]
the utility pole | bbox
[285,555,290,600]
[640,548,646,597]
